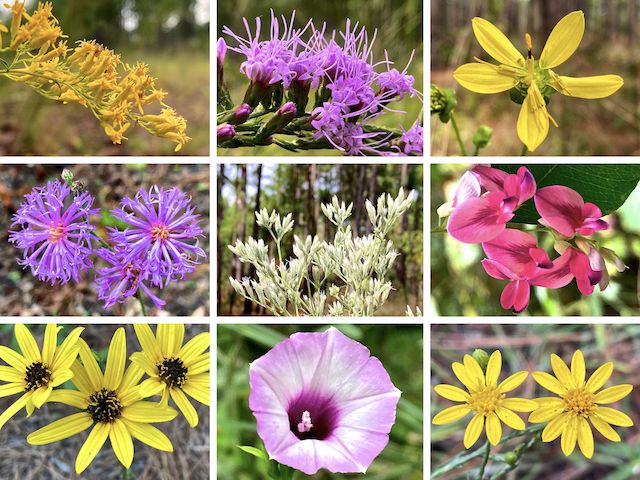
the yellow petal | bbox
[50,368,73,387]
[463,354,485,388]
[130,352,158,377]
[76,423,111,474]
[452,362,476,392]
[471,17,525,68]
[182,379,210,406]
[121,418,173,452]
[432,404,471,425]
[178,332,210,365]
[571,350,586,387]
[27,412,93,445]
[589,415,620,442]
[0,346,27,372]
[109,419,134,468]
[51,327,84,371]
[594,385,633,404]
[529,405,565,423]
[104,328,126,391]
[42,324,58,366]
[561,415,578,456]
[485,411,502,445]
[550,354,575,389]
[496,407,525,430]
[485,351,502,387]
[453,63,518,94]
[120,362,145,393]
[170,388,198,428]
[434,384,470,402]
[78,339,103,392]
[586,362,613,393]
[15,324,41,364]
[553,75,624,99]
[0,382,26,398]
[463,413,484,448]
[517,85,550,152]
[121,402,177,423]
[497,371,528,393]
[576,417,594,458]
[594,407,633,427]
[532,371,567,395]
[540,11,585,69]
[71,358,94,394]
[138,377,166,399]
[187,353,209,376]
[48,389,88,409]
[31,385,52,408]
[501,398,537,412]
[0,392,30,430]
[133,324,163,363]
[157,324,184,357]
[533,397,564,409]
[542,412,569,442]
[0,366,24,383]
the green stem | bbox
[450,113,467,156]
[520,144,528,156]
[121,467,132,480]
[90,232,113,250]
[473,145,480,156]
[477,441,491,480]
[137,290,147,316]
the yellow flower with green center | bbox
[433,350,537,448]
[529,349,633,458]
[0,324,83,429]
[453,11,624,152]
[130,324,210,428]
[27,328,178,474]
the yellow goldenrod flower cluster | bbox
[0,324,209,474]
[433,349,633,459]
[0,1,190,152]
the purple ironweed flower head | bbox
[400,123,423,155]
[109,186,206,287]
[94,247,165,310]
[217,123,236,140]
[249,327,400,475]
[9,179,98,285]
[217,37,227,67]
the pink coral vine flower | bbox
[482,229,573,312]
[534,185,609,237]
[249,327,400,475]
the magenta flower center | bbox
[47,223,67,243]
[151,223,170,242]
[287,391,339,440]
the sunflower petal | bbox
[178,332,210,365]
[75,423,110,474]
[471,17,525,68]
[576,417,594,458]
[31,385,52,408]
[542,412,569,442]
[453,63,518,94]
[463,413,484,448]
[182,378,210,406]
[552,75,624,99]
[540,11,585,69]
[0,346,27,372]
[0,392,30,430]
[594,385,633,404]
[42,324,58,366]
[48,389,88,409]
[498,371,528,393]
[529,405,565,423]
[586,362,613,393]
[452,362,476,392]
[51,327,84,371]
[532,371,567,395]
[594,407,633,427]
[434,384,470,402]
[561,415,578,456]
[187,353,210,376]
[463,354,485,388]
[589,415,620,442]
[0,382,26,398]
[533,397,564,409]
[517,85,550,152]
[157,324,184,357]
[104,328,126,391]
[27,412,92,444]
[133,324,163,363]
[485,351,502,387]
[121,419,173,452]
[501,398,537,412]
[496,407,525,430]
[571,350,586,387]
[551,354,575,389]
[78,339,103,391]
[485,411,502,445]
[0,366,24,383]
[110,419,134,468]
[15,324,41,364]
[170,388,198,427]
[432,404,471,425]
[121,402,177,423]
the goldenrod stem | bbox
[520,144,528,156]
[450,113,467,156]
[477,441,491,480]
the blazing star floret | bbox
[400,123,423,155]
[109,186,206,287]
[9,179,99,285]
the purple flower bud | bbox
[217,37,227,67]
[217,123,236,140]
[278,101,297,115]
[234,103,251,122]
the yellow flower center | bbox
[563,388,595,417]
[467,386,505,415]
[151,223,170,242]
[47,223,66,243]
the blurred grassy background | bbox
[0,164,210,316]
[431,0,640,156]
[0,324,210,480]
[431,324,640,479]
[217,164,423,316]
[217,324,423,479]
[0,0,209,155]
[431,164,640,316]
[217,0,423,156]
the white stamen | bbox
[297,410,313,433]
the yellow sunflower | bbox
[433,350,537,448]
[0,324,83,428]
[529,349,633,458]
[130,324,210,428]
[27,327,178,474]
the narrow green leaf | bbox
[237,445,267,460]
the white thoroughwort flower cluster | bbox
[228,189,416,316]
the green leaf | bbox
[237,445,267,460]
[99,209,129,230]
[495,165,640,225]
[220,324,286,348]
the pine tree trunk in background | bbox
[243,164,262,315]
[366,164,377,234]
[229,165,247,313]
[216,164,225,313]
[352,164,366,235]
[630,0,638,43]
[306,165,317,236]
[397,164,409,301]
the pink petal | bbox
[515,167,536,202]
[481,259,513,280]
[482,229,538,275]
[576,219,609,236]
[452,171,482,207]
[447,196,510,243]
[471,165,509,192]
[568,249,600,295]
[531,249,574,289]
[500,281,517,309]
[500,280,530,311]
[534,185,585,237]
[528,247,552,269]
[581,202,603,219]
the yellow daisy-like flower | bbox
[0,324,83,429]
[433,350,537,448]
[529,349,633,458]
[130,324,210,428]
[27,328,178,474]
[453,11,624,152]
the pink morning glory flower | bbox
[534,185,609,237]
[447,167,536,243]
[481,229,573,312]
[249,327,400,475]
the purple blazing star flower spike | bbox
[249,327,400,475]
[9,179,98,285]
[109,186,206,287]
[400,123,423,155]
[94,247,165,310]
